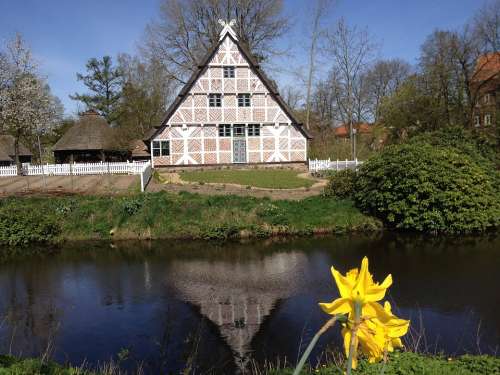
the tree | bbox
[378,75,444,140]
[325,19,377,157]
[364,59,411,122]
[142,0,289,83]
[281,84,302,112]
[0,34,60,172]
[304,0,332,130]
[472,0,500,52]
[116,54,175,144]
[70,56,123,123]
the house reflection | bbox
[165,251,310,371]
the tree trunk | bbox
[14,137,21,176]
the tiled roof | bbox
[334,123,373,137]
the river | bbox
[0,233,498,373]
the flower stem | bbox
[292,315,339,375]
[346,302,362,375]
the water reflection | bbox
[166,251,309,371]
[0,233,498,374]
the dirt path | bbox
[147,171,327,200]
[0,175,139,197]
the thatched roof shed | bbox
[53,110,126,163]
[53,110,118,152]
[129,139,150,160]
[0,135,32,165]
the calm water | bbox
[0,233,498,373]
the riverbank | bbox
[273,352,500,374]
[0,191,382,245]
[1,352,499,374]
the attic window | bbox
[238,94,251,107]
[223,66,235,78]
[209,94,222,107]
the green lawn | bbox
[179,169,316,189]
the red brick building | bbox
[471,53,500,129]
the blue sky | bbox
[0,0,488,115]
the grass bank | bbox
[0,191,381,245]
[1,352,498,374]
[273,352,500,374]
[178,169,316,189]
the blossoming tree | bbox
[0,34,60,173]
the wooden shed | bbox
[53,110,126,163]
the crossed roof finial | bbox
[218,19,238,41]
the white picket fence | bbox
[0,161,153,192]
[309,158,363,173]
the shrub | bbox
[323,169,356,199]
[255,203,289,226]
[354,143,500,233]
[121,196,144,216]
[0,207,61,246]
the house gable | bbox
[149,29,310,139]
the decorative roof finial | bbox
[218,19,238,41]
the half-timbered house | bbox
[146,20,311,167]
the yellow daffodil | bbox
[318,256,393,321]
[318,257,410,371]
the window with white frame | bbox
[485,114,492,126]
[248,124,260,136]
[223,66,235,78]
[484,93,491,104]
[238,93,251,107]
[474,115,480,127]
[218,124,231,137]
[152,140,170,157]
[209,93,222,107]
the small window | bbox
[238,93,251,107]
[209,94,222,107]
[248,124,260,136]
[223,66,235,78]
[218,124,231,137]
[484,94,491,104]
[233,124,245,137]
[485,114,492,126]
[152,140,170,157]
[474,116,480,127]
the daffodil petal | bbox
[331,266,356,299]
[385,318,410,338]
[364,274,392,302]
[318,298,352,315]
[352,256,371,300]
[363,301,394,322]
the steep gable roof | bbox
[147,30,311,140]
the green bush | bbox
[0,207,61,246]
[323,169,356,199]
[354,143,500,233]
